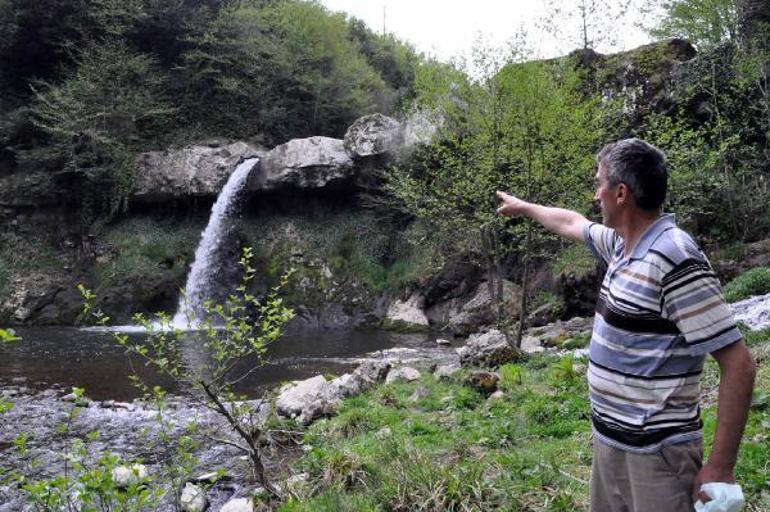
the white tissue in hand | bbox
[694,483,744,512]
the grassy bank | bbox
[277,329,770,511]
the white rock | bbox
[731,292,770,331]
[385,293,429,327]
[436,338,452,346]
[180,482,207,512]
[520,334,545,354]
[385,366,421,384]
[220,498,254,512]
[275,375,327,418]
[112,464,148,488]
[343,113,402,158]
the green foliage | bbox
[724,267,770,303]
[498,363,523,391]
[179,0,392,143]
[30,38,173,145]
[94,217,201,291]
[638,42,770,243]
[552,244,595,278]
[81,246,295,496]
[647,0,741,48]
[561,333,591,350]
[290,357,593,511]
[0,327,20,343]
[386,45,604,330]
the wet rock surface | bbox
[0,386,286,512]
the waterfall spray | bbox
[173,158,259,328]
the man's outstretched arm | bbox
[496,191,590,243]
[693,340,756,502]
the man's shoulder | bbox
[647,226,707,269]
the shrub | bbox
[552,244,595,278]
[723,267,770,303]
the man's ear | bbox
[616,183,628,205]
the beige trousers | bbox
[590,439,703,512]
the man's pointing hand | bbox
[496,191,528,217]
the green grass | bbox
[281,336,770,512]
[724,267,770,303]
[282,358,593,511]
[94,217,202,289]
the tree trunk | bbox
[514,224,532,349]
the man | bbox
[496,138,756,511]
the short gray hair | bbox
[596,138,668,211]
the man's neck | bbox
[616,211,661,257]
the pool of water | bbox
[0,326,456,400]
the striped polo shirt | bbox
[583,214,742,453]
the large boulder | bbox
[422,260,484,307]
[247,136,353,191]
[133,142,260,200]
[277,361,391,425]
[384,292,430,331]
[426,280,521,335]
[457,329,522,368]
[275,375,328,419]
[343,113,402,160]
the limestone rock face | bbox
[457,329,522,368]
[426,280,521,335]
[731,292,770,331]
[385,293,429,330]
[249,136,353,191]
[343,113,402,159]
[133,142,260,200]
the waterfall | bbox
[173,158,259,328]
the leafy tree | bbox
[30,38,173,145]
[642,0,741,48]
[346,17,422,111]
[81,247,295,497]
[387,45,603,345]
[638,40,770,242]
[180,0,388,143]
[27,38,174,224]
